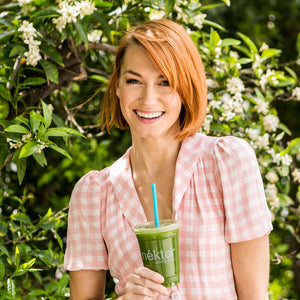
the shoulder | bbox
[185,133,253,157]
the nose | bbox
[140,84,157,104]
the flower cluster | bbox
[292,87,300,101]
[52,0,96,32]
[246,128,270,150]
[18,20,41,66]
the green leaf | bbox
[277,122,292,136]
[15,246,20,269]
[31,7,59,18]
[165,0,175,15]
[237,32,258,55]
[39,44,64,66]
[54,230,63,250]
[4,124,29,134]
[220,38,241,47]
[13,258,36,277]
[92,12,112,42]
[0,134,9,166]
[221,0,230,6]
[238,58,253,65]
[74,21,88,45]
[39,60,59,84]
[0,259,5,282]
[0,245,10,257]
[22,77,47,86]
[284,66,298,81]
[0,30,15,43]
[46,127,85,138]
[33,150,47,167]
[48,143,72,160]
[281,137,300,155]
[203,20,227,32]
[9,45,26,58]
[41,100,52,127]
[210,123,231,134]
[7,278,16,297]
[16,158,26,185]
[210,29,220,48]
[90,75,108,83]
[261,48,281,61]
[0,84,13,102]
[19,141,40,158]
[11,212,31,224]
[296,32,300,54]
[0,222,8,237]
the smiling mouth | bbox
[134,110,164,119]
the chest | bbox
[133,173,174,221]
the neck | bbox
[130,136,181,178]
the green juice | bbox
[132,219,181,287]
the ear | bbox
[115,81,120,98]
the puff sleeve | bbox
[64,170,109,270]
[214,136,273,243]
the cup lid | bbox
[132,219,181,234]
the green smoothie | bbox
[132,219,181,287]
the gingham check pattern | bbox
[64,133,273,299]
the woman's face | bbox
[116,44,182,140]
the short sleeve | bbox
[214,136,273,243]
[64,170,109,271]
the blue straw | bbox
[152,183,160,227]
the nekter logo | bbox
[142,248,175,262]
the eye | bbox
[126,79,140,84]
[160,80,170,87]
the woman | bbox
[64,19,273,299]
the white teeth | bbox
[136,111,163,119]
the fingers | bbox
[124,267,169,299]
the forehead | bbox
[121,44,160,74]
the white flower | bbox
[18,21,41,66]
[263,114,279,132]
[18,20,38,43]
[194,13,207,29]
[280,154,292,166]
[246,128,260,140]
[292,87,300,101]
[78,0,95,18]
[254,98,269,115]
[149,9,165,20]
[229,51,239,59]
[88,30,102,43]
[265,183,280,209]
[292,168,300,183]
[259,42,269,52]
[255,133,270,150]
[24,40,42,66]
[226,77,245,95]
[265,171,279,183]
[53,0,95,32]
[267,148,281,165]
[18,0,33,6]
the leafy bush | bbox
[0,0,299,299]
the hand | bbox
[118,267,170,300]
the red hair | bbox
[101,19,207,141]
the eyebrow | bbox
[123,69,165,79]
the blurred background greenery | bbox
[0,0,299,299]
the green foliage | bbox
[0,0,299,298]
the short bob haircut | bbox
[101,19,207,141]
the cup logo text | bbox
[141,249,175,264]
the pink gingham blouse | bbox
[64,133,273,299]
